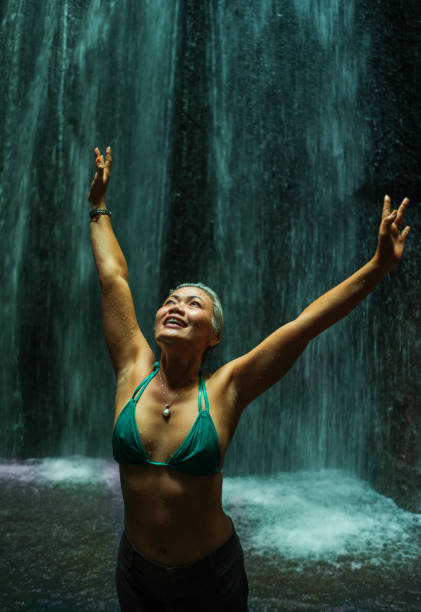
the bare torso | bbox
[114,359,241,565]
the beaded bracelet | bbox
[90,208,111,222]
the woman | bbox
[89,146,411,611]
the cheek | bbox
[193,312,212,331]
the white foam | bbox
[0,456,119,487]
[223,469,421,562]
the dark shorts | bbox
[115,526,249,611]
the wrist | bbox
[89,206,111,223]
[90,201,107,210]
[370,253,394,275]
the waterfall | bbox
[0,1,419,493]
[0,0,179,456]
[204,0,373,475]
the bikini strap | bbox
[198,374,210,412]
[132,361,160,402]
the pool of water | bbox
[1,458,420,611]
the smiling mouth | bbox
[164,317,187,328]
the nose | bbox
[168,302,185,315]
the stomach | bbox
[119,464,233,565]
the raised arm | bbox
[89,146,154,378]
[229,196,411,409]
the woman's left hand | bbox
[374,195,411,270]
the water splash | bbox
[224,469,421,563]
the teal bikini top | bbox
[112,362,222,476]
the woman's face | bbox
[154,287,219,353]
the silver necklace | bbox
[158,369,179,418]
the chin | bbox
[155,331,183,346]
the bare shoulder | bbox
[113,353,157,420]
[202,361,243,440]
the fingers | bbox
[89,146,111,202]
[382,196,410,229]
[93,146,111,175]
[382,194,391,219]
[94,147,104,177]
[105,147,113,173]
[402,226,411,240]
[382,208,397,228]
[394,197,410,229]
[94,146,111,159]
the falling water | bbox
[0,0,418,483]
[0,0,411,479]
[205,0,373,476]
[0,0,179,456]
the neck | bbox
[158,348,203,390]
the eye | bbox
[190,300,201,307]
[165,298,175,305]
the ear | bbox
[208,331,221,349]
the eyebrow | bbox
[169,294,204,302]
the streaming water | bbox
[0,0,396,480]
[1,458,420,611]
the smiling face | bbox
[154,286,220,357]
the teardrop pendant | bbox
[162,406,171,418]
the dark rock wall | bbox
[357,0,421,511]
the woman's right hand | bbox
[88,146,112,206]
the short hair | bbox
[169,282,224,337]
